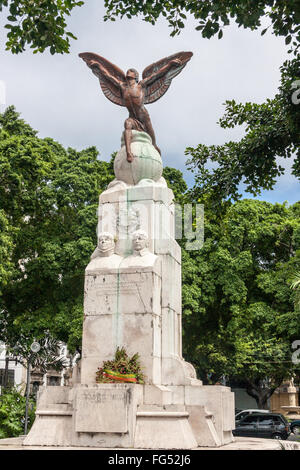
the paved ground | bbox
[0,436,299,450]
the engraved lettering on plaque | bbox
[75,388,128,433]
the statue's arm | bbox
[141,59,181,87]
[90,61,123,90]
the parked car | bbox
[235,409,270,423]
[233,413,290,440]
[290,419,300,435]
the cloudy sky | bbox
[0,1,298,203]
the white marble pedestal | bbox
[24,382,234,448]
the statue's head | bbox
[97,232,115,253]
[132,230,148,252]
[126,68,139,83]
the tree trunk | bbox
[245,379,282,409]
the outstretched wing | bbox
[142,51,193,105]
[79,52,126,107]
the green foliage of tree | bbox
[0,0,84,54]
[0,210,14,296]
[0,387,35,438]
[163,166,188,203]
[181,198,300,407]
[2,1,298,55]
[291,271,300,310]
[103,0,300,50]
[185,57,300,201]
[0,106,114,353]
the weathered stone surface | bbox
[114,131,163,185]
[23,414,73,447]
[98,186,175,256]
[186,406,221,447]
[167,385,185,404]
[134,412,198,449]
[80,355,106,385]
[126,185,173,205]
[85,254,123,273]
[154,238,181,262]
[81,316,113,358]
[74,386,129,433]
[9,436,300,451]
[36,386,71,407]
[84,269,161,316]
[100,183,173,205]
[23,382,234,448]
[143,385,172,406]
[71,384,143,448]
[184,385,235,445]
[161,356,200,386]
[161,256,181,312]
[23,387,73,447]
[82,259,162,384]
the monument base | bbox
[23,383,234,448]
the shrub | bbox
[0,387,35,438]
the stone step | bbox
[137,410,189,418]
[35,410,73,416]
[137,404,186,413]
[36,403,73,416]
[39,404,72,411]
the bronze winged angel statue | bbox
[79,51,193,162]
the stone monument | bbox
[23,52,235,448]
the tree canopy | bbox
[103,0,300,50]
[0,0,83,54]
[186,56,300,201]
[0,106,114,352]
[1,1,299,54]
[181,197,300,407]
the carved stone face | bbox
[98,233,114,253]
[132,230,148,252]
